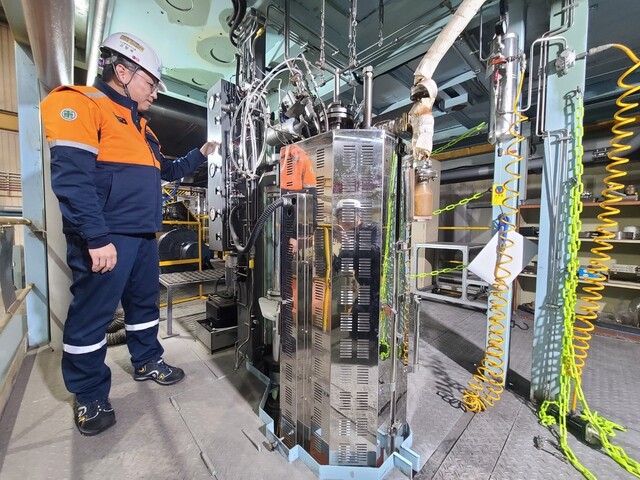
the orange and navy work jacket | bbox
[40,78,205,248]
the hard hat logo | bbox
[119,34,144,52]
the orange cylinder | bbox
[414,179,433,220]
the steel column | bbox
[531,0,589,402]
[15,44,49,346]
[484,0,526,386]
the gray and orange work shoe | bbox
[134,358,185,385]
[75,397,116,436]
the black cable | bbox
[229,197,289,254]
[229,0,247,48]
[229,0,239,26]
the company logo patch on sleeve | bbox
[60,108,78,121]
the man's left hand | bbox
[200,141,220,157]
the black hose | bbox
[229,0,247,48]
[229,197,288,254]
[229,0,239,26]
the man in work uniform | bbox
[40,32,218,436]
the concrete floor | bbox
[0,294,638,480]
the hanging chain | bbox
[318,0,326,69]
[348,0,358,67]
[378,0,384,46]
[431,188,491,216]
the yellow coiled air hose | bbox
[462,71,528,413]
[572,44,640,410]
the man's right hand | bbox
[88,243,117,273]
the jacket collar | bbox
[94,77,150,125]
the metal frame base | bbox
[246,362,420,479]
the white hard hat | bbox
[100,32,166,92]
[336,199,362,211]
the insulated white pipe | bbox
[410,0,489,160]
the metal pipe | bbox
[362,66,373,128]
[521,35,567,113]
[85,0,111,86]
[333,68,340,103]
[19,0,75,92]
[0,217,32,226]
[284,0,290,60]
[440,130,640,184]
[412,295,420,369]
[0,284,34,336]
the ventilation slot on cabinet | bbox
[282,335,295,357]
[358,259,372,279]
[285,363,294,383]
[316,202,325,223]
[342,177,357,193]
[338,419,351,436]
[359,230,372,249]
[355,444,368,464]
[284,385,293,407]
[359,202,373,223]
[356,339,369,360]
[314,231,326,274]
[337,444,368,465]
[339,339,353,359]
[343,144,357,165]
[341,231,356,249]
[341,258,354,273]
[313,356,325,379]
[361,144,374,167]
[356,366,369,385]
[356,391,368,411]
[338,391,351,409]
[340,312,352,332]
[357,312,370,332]
[358,285,370,305]
[339,365,353,384]
[285,158,294,188]
[311,430,323,456]
[314,382,323,403]
[313,331,324,353]
[316,175,325,196]
[356,418,368,436]
[340,286,354,305]
[316,147,325,169]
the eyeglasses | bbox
[134,70,159,93]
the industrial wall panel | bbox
[0,25,18,113]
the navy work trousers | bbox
[62,233,164,403]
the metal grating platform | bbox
[159,269,225,288]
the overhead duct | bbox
[85,0,111,86]
[17,0,74,92]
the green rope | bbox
[431,121,487,156]
[379,151,398,360]
[538,93,640,479]
[432,188,491,216]
[411,263,467,279]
